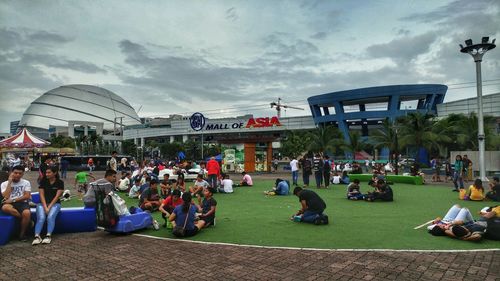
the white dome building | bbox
[20,85,141,133]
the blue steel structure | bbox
[307,84,448,143]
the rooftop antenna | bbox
[270,97,304,118]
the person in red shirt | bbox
[206,156,220,189]
[159,189,183,227]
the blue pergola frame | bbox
[307,84,448,143]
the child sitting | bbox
[128,178,141,198]
[218,174,233,193]
[347,179,363,200]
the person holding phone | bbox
[1,165,32,242]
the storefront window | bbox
[255,149,267,172]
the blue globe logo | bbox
[189,112,205,131]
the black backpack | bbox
[485,217,500,241]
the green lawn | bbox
[63,180,500,250]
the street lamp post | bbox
[459,37,496,181]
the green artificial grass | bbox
[63,181,500,250]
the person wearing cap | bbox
[486,177,500,201]
[139,179,161,212]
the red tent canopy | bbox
[0,128,50,148]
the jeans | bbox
[452,171,464,189]
[303,173,310,186]
[442,204,474,224]
[35,203,61,236]
[292,171,298,185]
[61,169,67,179]
[208,174,218,189]
[314,171,322,188]
[323,172,330,187]
[302,210,323,223]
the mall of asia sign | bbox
[189,112,282,131]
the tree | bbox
[307,126,343,155]
[342,131,369,160]
[122,139,137,156]
[396,112,443,163]
[370,118,399,161]
[160,142,184,160]
[281,130,311,159]
[184,139,201,160]
[48,135,75,148]
[446,113,498,151]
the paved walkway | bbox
[1,231,499,281]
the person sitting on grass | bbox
[331,172,341,184]
[159,189,183,228]
[139,179,161,212]
[218,174,233,194]
[486,177,500,202]
[1,165,32,242]
[74,168,95,200]
[197,187,217,227]
[340,171,350,184]
[160,173,172,199]
[364,179,393,202]
[128,178,141,198]
[347,179,363,200]
[291,186,328,225]
[189,174,210,205]
[176,176,186,192]
[238,171,253,186]
[117,172,131,192]
[265,178,290,196]
[33,166,64,245]
[83,169,116,208]
[467,178,485,201]
[169,192,205,237]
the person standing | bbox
[289,157,299,186]
[32,166,64,245]
[463,155,472,182]
[313,154,323,188]
[206,156,220,189]
[83,169,117,208]
[87,157,95,172]
[452,155,464,192]
[59,157,69,179]
[1,165,32,241]
[300,157,312,187]
[108,151,118,172]
[323,155,332,189]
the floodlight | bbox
[465,39,473,46]
[482,37,489,43]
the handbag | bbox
[172,206,190,237]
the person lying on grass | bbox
[364,179,393,202]
[264,178,290,196]
[427,204,487,241]
[189,174,210,205]
[159,189,183,228]
[169,192,205,237]
[291,186,328,225]
[347,179,363,200]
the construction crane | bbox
[270,98,304,118]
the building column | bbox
[68,122,75,138]
[84,125,88,136]
[141,137,145,147]
[170,136,174,143]
[182,135,188,143]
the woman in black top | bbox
[33,166,64,245]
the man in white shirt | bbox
[219,175,233,193]
[1,165,32,241]
[290,157,299,186]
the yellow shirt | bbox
[492,206,500,217]
[468,185,484,201]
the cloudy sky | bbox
[1,0,499,132]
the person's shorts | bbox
[11,201,30,214]
[201,216,215,227]
[77,183,88,193]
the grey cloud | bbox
[27,30,71,44]
[310,32,327,40]
[366,32,437,63]
[225,7,238,21]
[401,0,498,23]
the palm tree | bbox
[370,118,400,161]
[447,113,498,151]
[342,131,369,160]
[396,112,441,163]
[281,130,311,159]
[307,125,343,155]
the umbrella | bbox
[0,128,50,148]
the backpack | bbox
[485,217,500,241]
[94,184,118,227]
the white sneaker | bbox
[42,235,52,244]
[32,236,42,246]
[152,220,160,230]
